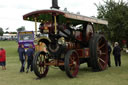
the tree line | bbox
[0,26,25,36]
[96,0,128,47]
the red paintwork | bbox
[76,49,83,57]
[84,48,89,57]
[76,48,89,58]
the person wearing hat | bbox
[113,42,121,66]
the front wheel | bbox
[64,50,79,78]
[33,51,49,78]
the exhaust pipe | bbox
[51,0,60,9]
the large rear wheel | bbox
[33,51,49,78]
[89,34,108,71]
[64,50,79,78]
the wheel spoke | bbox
[99,38,102,45]
[98,60,103,68]
[37,65,39,69]
[40,55,42,62]
[99,43,105,49]
[43,66,45,72]
[101,52,106,55]
[36,61,39,65]
[70,57,74,64]
[98,57,105,64]
[97,49,106,56]
[70,64,76,74]
[70,66,74,73]
[40,67,43,74]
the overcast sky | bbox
[0,0,126,32]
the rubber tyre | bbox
[59,66,65,71]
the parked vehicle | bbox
[23,0,108,78]
[17,31,35,50]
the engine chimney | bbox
[51,0,60,9]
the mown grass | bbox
[0,41,128,85]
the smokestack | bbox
[51,0,60,9]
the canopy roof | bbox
[23,9,108,25]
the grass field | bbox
[0,41,128,85]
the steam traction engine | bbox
[23,0,108,78]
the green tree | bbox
[0,27,4,36]
[16,26,25,32]
[96,0,128,47]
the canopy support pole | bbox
[54,16,57,34]
[34,17,37,36]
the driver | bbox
[39,23,44,33]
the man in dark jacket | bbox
[108,43,112,67]
[26,44,34,73]
[18,44,26,72]
[113,42,121,66]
